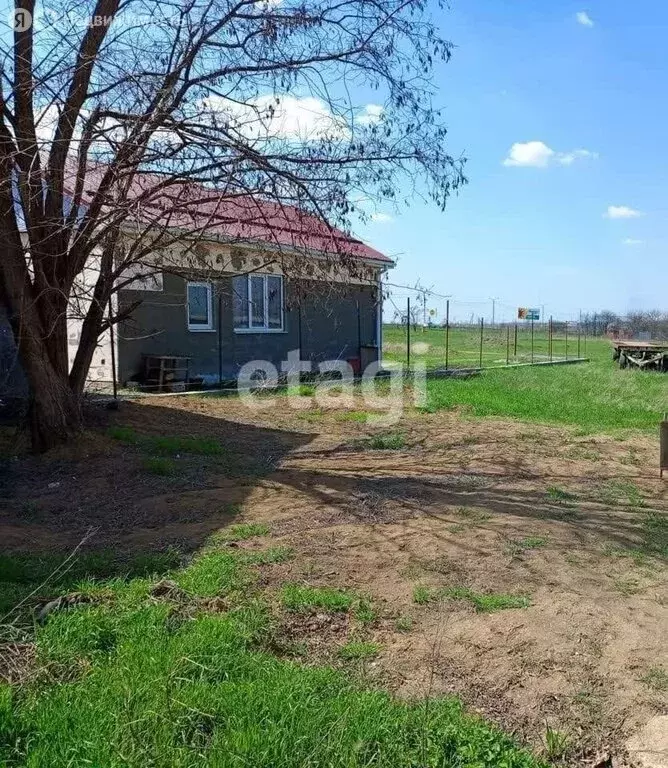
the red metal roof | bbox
[67,165,391,265]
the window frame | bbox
[186,281,214,332]
[233,273,285,334]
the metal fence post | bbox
[565,322,569,360]
[445,299,450,371]
[356,300,362,365]
[298,303,303,360]
[514,323,518,358]
[531,318,534,364]
[506,324,510,366]
[108,297,118,400]
[549,316,553,362]
[479,317,484,369]
[577,312,582,358]
[406,297,411,371]
[218,292,223,385]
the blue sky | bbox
[356,0,668,318]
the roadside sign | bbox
[518,307,540,321]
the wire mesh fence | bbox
[382,284,588,372]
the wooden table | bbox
[142,355,191,391]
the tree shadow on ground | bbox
[0,400,315,585]
[259,465,664,560]
[1,398,665,623]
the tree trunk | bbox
[28,375,82,453]
[11,316,83,453]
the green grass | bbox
[106,425,138,443]
[505,537,548,558]
[601,511,667,563]
[0,550,181,618]
[142,456,176,475]
[220,523,270,541]
[353,598,378,625]
[612,577,642,596]
[412,585,435,605]
[542,725,570,761]
[599,480,646,508]
[107,427,228,476]
[280,584,355,612]
[639,666,668,692]
[519,537,547,549]
[384,323,589,371]
[337,641,381,660]
[401,331,666,433]
[108,427,225,456]
[546,486,577,505]
[286,384,317,397]
[442,587,531,613]
[413,584,530,613]
[0,549,543,767]
[454,507,492,524]
[641,512,668,559]
[358,432,406,450]
[395,615,414,632]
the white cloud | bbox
[204,94,348,142]
[34,105,60,145]
[369,212,393,224]
[557,148,599,165]
[622,238,644,246]
[605,205,643,219]
[503,141,554,168]
[356,104,384,127]
[576,11,594,27]
[503,141,597,168]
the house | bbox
[2,179,392,396]
[109,196,391,388]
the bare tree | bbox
[0,0,465,450]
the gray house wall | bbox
[117,272,380,384]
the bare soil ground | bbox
[1,394,666,762]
